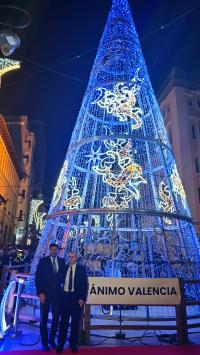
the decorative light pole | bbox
[0,58,20,87]
[0,4,31,86]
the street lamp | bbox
[0,30,20,57]
[0,5,31,57]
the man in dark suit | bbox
[56,251,88,353]
[35,243,65,351]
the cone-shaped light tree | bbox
[30,0,200,286]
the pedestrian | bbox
[0,247,14,292]
[22,249,32,273]
[0,248,7,300]
[35,243,65,351]
[56,251,88,353]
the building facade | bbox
[5,116,35,244]
[159,68,200,233]
[29,120,46,196]
[0,114,22,244]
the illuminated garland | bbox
[90,138,147,225]
[34,201,43,228]
[0,58,20,79]
[93,139,146,197]
[28,199,43,225]
[28,200,46,231]
[159,181,175,225]
[92,69,143,129]
[52,160,68,208]
[170,165,187,208]
[36,212,47,231]
[64,177,81,210]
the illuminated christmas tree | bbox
[30,0,200,286]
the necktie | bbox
[68,267,73,292]
[52,257,57,274]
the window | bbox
[21,189,26,199]
[19,210,23,221]
[192,126,196,139]
[23,155,29,163]
[188,99,193,108]
[4,225,8,239]
[195,158,199,174]
[196,98,200,110]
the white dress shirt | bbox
[50,256,58,273]
[64,263,76,292]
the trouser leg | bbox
[40,299,50,345]
[69,298,81,347]
[49,295,60,342]
[57,294,70,349]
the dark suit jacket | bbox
[35,256,65,297]
[63,264,88,301]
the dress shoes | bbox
[49,340,57,349]
[42,344,50,352]
[70,345,78,353]
[56,346,63,354]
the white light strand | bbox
[159,181,175,225]
[90,137,147,225]
[36,212,47,231]
[29,199,43,225]
[64,177,81,210]
[52,159,68,208]
[170,164,187,208]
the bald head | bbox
[68,251,77,266]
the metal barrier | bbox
[0,273,38,338]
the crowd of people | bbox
[0,243,34,300]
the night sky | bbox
[0,0,200,198]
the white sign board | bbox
[87,277,181,305]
